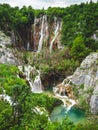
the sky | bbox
[0,0,97,9]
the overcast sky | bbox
[0,0,97,9]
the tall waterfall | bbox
[31,15,62,53]
[50,18,60,53]
[57,22,63,49]
[33,17,37,51]
[18,65,43,93]
[50,22,59,53]
[44,15,49,43]
[38,16,45,52]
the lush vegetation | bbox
[0,63,98,130]
[0,64,59,129]
[1,1,98,130]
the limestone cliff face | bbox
[0,31,22,65]
[63,53,98,114]
[13,15,62,52]
[32,15,62,52]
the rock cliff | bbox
[62,52,98,114]
[13,15,62,52]
[0,31,22,65]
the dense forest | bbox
[0,1,98,130]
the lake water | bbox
[50,105,86,123]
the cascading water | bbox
[38,16,45,52]
[0,90,13,105]
[53,79,76,112]
[32,15,62,53]
[44,15,49,43]
[33,17,37,51]
[57,22,63,49]
[18,65,43,93]
[31,70,43,93]
[50,19,60,53]
[27,42,30,50]
[34,17,37,35]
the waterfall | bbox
[18,65,43,93]
[53,80,76,112]
[50,21,59,53]
[0,94,12,105]
[44,15,49,43]
[33,17,37,51]
[57,22,63,49]
[31,70,43,93]
[33,15,62,53]
[38,16,45,52]
[0,90,13,105]
[27,42,30,50]
[34,17,37,35]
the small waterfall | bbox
[18,65,43,93]
[0,90,13,105]
[38,16,45,52]
[0,94,12,105]
[27,42,30,50]
[50,20,60,53]
[53,80,76,112]
[31,70,43,93]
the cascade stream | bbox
[18,65,76,114]
[0,90,13,105]
[18,65,43,93]
[18,65,76,113]
[53,79,76,112]
[27,42,30,50]
[38,16,45,52]
[50,21,59,53]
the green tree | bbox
[70,35,89,60]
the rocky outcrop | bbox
[53,78,76,111]
[54,82,74,99]
[90,85,98,114]
[0,31,22,65]
[61,53,98,114]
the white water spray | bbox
[27,42,30,50]
[38,16,45,52]
[53,80,76,112]
[50,20,60,53]
[18,65,43,93]
[0,90,13,105]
